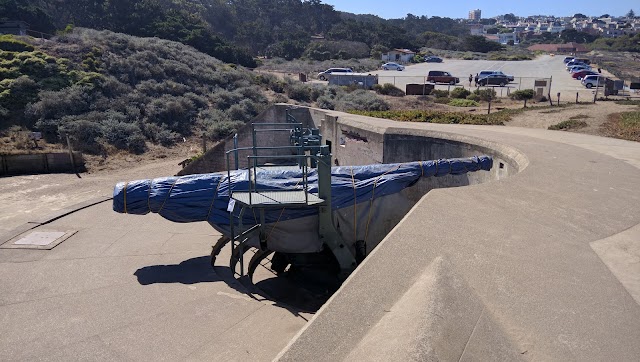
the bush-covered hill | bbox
[1,29,270,154]
[3,0,514,63]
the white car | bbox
[382,62,405,71]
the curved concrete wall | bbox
[277,107,640,361]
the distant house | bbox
[527,42,589,54]
[0,21,29,36]
[381,49,415,63]
[497,32,517,44]
[468,24,484,36]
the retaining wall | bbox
[0,152,85,176]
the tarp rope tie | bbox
[147,180,153,212]
[419,161,424,177]
[266,178,304,242]
[365,163,402,242]
[157,179,179,213]
[206,176,225,221]
[123,182,128,214]
[351,166,357,242]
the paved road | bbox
[372,55,611,102]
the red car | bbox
[572,70,598,80]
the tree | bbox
[510,89,535,108]
[627,9,635,19]
[599,14,611,18]
[486,27,499,34]
[464,35,505,53]
[573,13,588,19]
[503,13,517,23]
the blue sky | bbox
[320,1,638,19]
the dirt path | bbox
[506,102,639,136]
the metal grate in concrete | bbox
[14,231,66,246]
[0,229,77,250]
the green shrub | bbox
[349,109,507,125]
[58,118,104,154]
[432,89,449,98]
[450,87,471,99]
[433,97,451,104]
[316,95,335,110]
[0,35,35,52]
[285,82,312,102]
[473,88,496,101]
[466,93,480,101]
[335,89,390,112]
[448,99,479,107]
[102,119,146,153]
[548,120,588,131]
[509,89,535,107]
[373,83,405,97]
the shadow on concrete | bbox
[135,256,221,285]
[135,256,323,318]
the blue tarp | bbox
[113,156,492,226]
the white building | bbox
[381,49,416,63]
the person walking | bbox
[469,74,473,86]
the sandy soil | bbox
[506,102,639,136]
[0,142,203,232]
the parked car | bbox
[475,70,514,84]
[572,70,598,80]
[382,62,405,71]
[477,74,511,87]
[424,56,443,63]
[569,65,592,73]
[317,67,352,81]
[563,56,575,64]
[566,60,587,68]
[427,70,459,85]
[581,75,604,88]
[574,57,591,65]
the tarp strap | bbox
[206,177,224,220]
[157,179,179,213]
[419,161,424,177]
[266,178,304,243]
[147,179,153,212]
[350,166,357,242]
[123,182,128,214]
[365,163,402,241]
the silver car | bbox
[581,75,604,88]
[317,68,353,81]
[381,62,405,71]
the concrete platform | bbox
[1,106,639,361]
[275,110,640,360]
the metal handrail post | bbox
[233,134,239,170]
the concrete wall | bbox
[178,104,524,195]
[0,152,85,176]
[178,105,318,175]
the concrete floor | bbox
[0,163,311,361]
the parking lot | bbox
[372,55,615,102]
